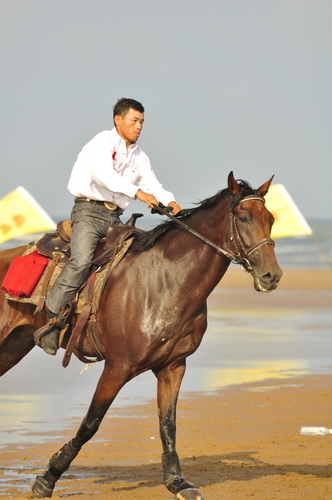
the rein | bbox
[152,195,275,273]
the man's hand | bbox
[135,189,159,209]
[167,201,181,215]
[136,190,181,215]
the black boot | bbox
[34,310,61,356]
[39,325,61,355]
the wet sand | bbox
[1,267,332,499]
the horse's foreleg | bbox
[31,364,128,498]
[154,361,204,500]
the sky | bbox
[1,0,331,221]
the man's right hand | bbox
[135,189,159,209]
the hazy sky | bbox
[1,1,331,221]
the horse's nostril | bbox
[262,271,282,284]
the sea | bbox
[0,218,331,451]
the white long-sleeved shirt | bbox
[67,128,175,210]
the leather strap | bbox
[72,320,105,364]
[86,321,105,360]
[62,272,96,368]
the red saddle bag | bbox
[1,250,49,297]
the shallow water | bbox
[1,287,331,447]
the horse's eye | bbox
[239,216,249,223]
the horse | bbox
[0,172,282,499]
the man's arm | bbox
[135,154,181,214]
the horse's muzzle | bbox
[253,267,283,292]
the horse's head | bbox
[227,171,282,292]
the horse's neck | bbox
[185,198,231,256]
[162,201,231,296]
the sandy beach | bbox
[1,267,332,499]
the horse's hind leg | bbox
[154,360,204,500]
[0,326,35,376]
[31,363,129,498]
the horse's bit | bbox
[152,195,275,273]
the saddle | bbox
[33,213,144,367]
[36,213,144,266]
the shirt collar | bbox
[112,127,138,151]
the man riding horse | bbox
[35,98,181,355]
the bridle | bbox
[152,195,275,273]
[228,195,275,272]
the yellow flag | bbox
[265,184,312,239]
[0,187,56,244]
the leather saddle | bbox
[36,213,144,266]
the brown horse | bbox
[0,172,282,499]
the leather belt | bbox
[75,198,119,211]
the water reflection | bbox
[0,393,46,429]
[0,393,67,446]
[200,359,308,390]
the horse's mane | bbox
[131,179,255,252]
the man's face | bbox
[114,108,144,146]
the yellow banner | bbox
[0,187,56,244]
[265,184,312,238]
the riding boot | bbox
[34,309,61,356]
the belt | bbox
[75,198,119,211]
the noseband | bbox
[153,195,275,274]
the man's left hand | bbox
[167,201,181,215]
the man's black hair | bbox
[113,98,144,119]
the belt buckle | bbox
[104,201,118,211]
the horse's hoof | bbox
[31,475,54,498]
[176,488,204,500]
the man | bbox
[35,98,181,355]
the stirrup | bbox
[34,300,76,347]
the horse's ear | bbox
[256,175,274,197]
[227,171,240,195]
